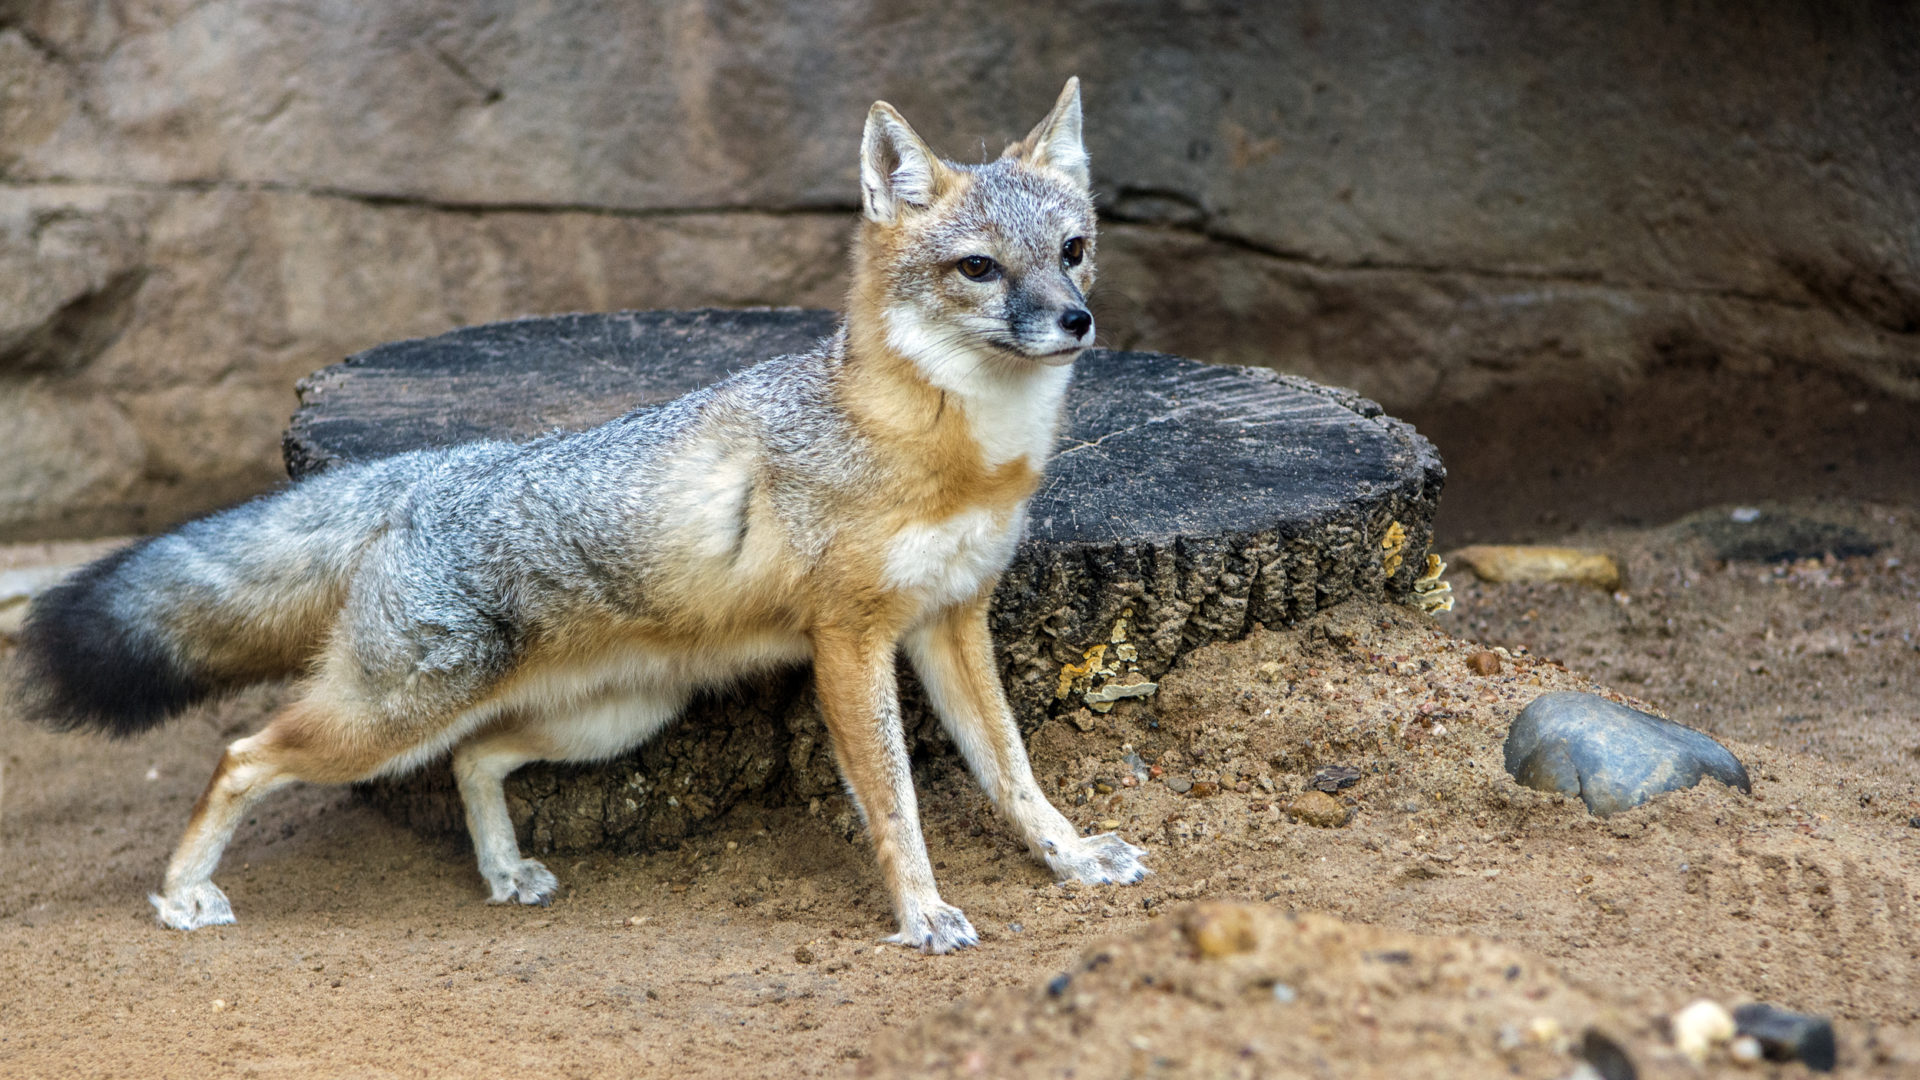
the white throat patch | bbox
[883,305,1074,468]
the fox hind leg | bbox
[152,697,411,930]
[152,735,292,929]
[451,687,686,906]
[451,735,555,905]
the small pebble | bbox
[1098,818,1121,829]
[1271,982,1296,1003]
[1309,765,1361,793]
[1166,776,1194,794]
[1728,1034,1763,1065]
[1287,790,1351,828]
[1578,1028,1637,1080]
[1467,650,1502,675]
[210,999,227,1013]
[1188,780,1218,798]
[1732,1002,1837,1072]
[1255,661,1284,684]
[794,945,816,964]
[1673,999,1735,1064]
[1183,905,1257,958]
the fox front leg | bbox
[905,599,1150,887]
[810,626,978,954]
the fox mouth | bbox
[1028,346,1084,366]
[985,338,1086,365]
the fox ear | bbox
[1010,77,1088,192]
[861,103,947,224]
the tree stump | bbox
[284,309,1444,853]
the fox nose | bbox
[1058,308,1092,339]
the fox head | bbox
[852,79,1097,374]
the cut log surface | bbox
[283,309,1444,853]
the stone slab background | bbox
[2,1,1916,538]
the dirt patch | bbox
[862,903,1712,1078]
[3,510,1918,1077]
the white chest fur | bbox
[884,306,1074,468]
[882,507,1023,609]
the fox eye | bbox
[1062,236,1086,267]
[957,254,999,281]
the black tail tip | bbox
[10,544,209,738]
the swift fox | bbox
[13,78,1147,952]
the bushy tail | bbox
[12,455,422,737]
[14,540,214,736]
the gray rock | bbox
[1503,692,1750,816]
[1732,1004,1836,1072]
[1309,765,1362,793]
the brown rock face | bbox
[0,184,853,538]
[4,4,1918,536]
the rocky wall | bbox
[3,1,1916,537]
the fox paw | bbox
[484,859,559,906]
[150,881,236,931]
[883,900,979,954]
[1045,832,1151,886]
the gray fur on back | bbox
[18,330,864,735]
[307,333,858,719]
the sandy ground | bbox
[3,498,1918,1077]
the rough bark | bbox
[285,309,1444,853]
